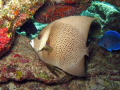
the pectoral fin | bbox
[42,45,53,53]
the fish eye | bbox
[38,35,41,40]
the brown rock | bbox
[0,0,44,58]
[0,33,120,89]
[34,1,92,23]
[0,34,73,83]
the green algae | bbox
[35,71,52,81]
[16,19,48,39]
[80,1,120,28]
[16,70,22,79]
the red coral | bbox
[64,0,76,3]
[10,10,19,17]
[0,28,11,51]
[34,4,78,23]
[14,13,28,27]
[14,54,21,58]
[34,2,90,23]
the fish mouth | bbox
[30,40,41,52]
[30,40,34,48]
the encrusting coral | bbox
[33,0,92,23]
[0,0,120,89]
[80,1,120,28]
[0,0,45,57]
[0,34,73,83]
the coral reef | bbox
[0,27,13,57]
[80,1,120,29]
[1,0,119,58]
[0,36,120,89]
[98,0,120,7]
[0,34,73,83]
[33,0,92,23]
[0,0,120,89]
[33,0,120,23]
[0,0,44,57]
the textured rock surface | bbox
[34,0,120,23]
[80,1,120,29]
[33,0,92,23]
[88,38,120,79]
[0,0,44,57]
[0,35,120,89]
[0,34,73,83]
[98,0,120,7]
[0,0,44,29]
[0,0,120,89]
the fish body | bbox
[30,16,96,76]
[98,30,120,52]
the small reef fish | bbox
[19,19,38,37]
[30,16,97,77]
[98,30,120,52]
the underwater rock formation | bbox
[0,0,120,89]
[0,36,120,89]
[0,0,44,57]
[80,1,120,29]
[33,0,92,23]
[50,0,81,4]
[0,27,14,57]
[98,0,120,7]
[0,34,73,83]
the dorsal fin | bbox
[105,30,120,38]
[54,16,97,42]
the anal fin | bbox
[45,63,59,77]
